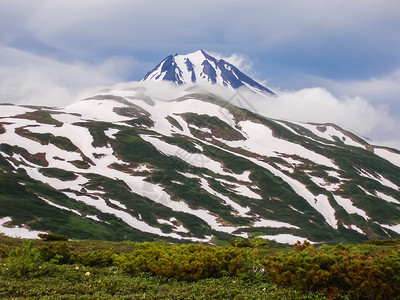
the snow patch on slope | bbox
[375,191,400,204]
[140,134,250,181]
[0,217,46,239]
[374,148,400,168]
[356,168,399,191]
[259,234,315,245]
[379,223,400,234]
[0,105,35,118]
[218,120,338,169]
[334,195,369,221]
[296,122,365,148]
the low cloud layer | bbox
[0,47,136,107]
[110,81,400,150]
[256,90,399,150]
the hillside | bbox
[1,81,400,244]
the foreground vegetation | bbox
[0,236,399,299]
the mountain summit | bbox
[142,50,274,95]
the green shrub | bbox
[114,243,249,281]
[79,249,115,267]
[39,242,75,264]
[230,237,270,248]
[1,237,399,299]
[0,244,9,259]
[6,240,42,277]
[230,237,251,247]
[364,239,399,246]
[262,243,400,299]
[38,233,69,241]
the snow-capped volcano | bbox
[142,50,274,95]
[1,53,400,245]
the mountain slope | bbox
[142,50,275,95]
[1,85,400,244]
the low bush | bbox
[39,242,76,264]
[79,248,115,267]
[0,244,9,259]
[38,233,69,241]
[261,242,400,299]
[0,238,399,299]
[5,240,42,277]
[114,242,249,281]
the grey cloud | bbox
[12,1,399,57]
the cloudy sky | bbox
[1,0,400,148]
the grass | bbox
[15,128,78,152]
[165,115,183,131]
[74,122,111,147]
[15,110,63,127]
[0,123,5,134]
[0,143,49,167]
[183,112,245,141]
[39,168,78,181]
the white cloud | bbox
[0,47,136,107]
[195,83,399,149]
[257,88,393,136]
[254,88,399,149]
[129,80,396,147]
[208,51,253,73]
[206,51,270,87]
[284,70,400,149]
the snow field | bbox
[356,168,399,191]
[252,219,299,229]
[215,120,338,169]
[199,178,251,217]
[379,224,400,235]
[333,195,369,221]
[374,148,400,168]
[63,191,206,241]
[0,217,46,239]
[3,92,400,243]
[214,177,262,200]
[308,174,342,192]
[157,218,189,233]
[132,96,237,138]
[63,99,132,123]
[296,122,365,148]
[374,191,400,204]
[1,116,247,239]
[343,224,365,235]
[259,234,315,245]
[104,128,120,139]
[182,172,300,229]
[0,105,34,117]
[176,130,339,229]
[39,196,82,216]
[140,134,251,181]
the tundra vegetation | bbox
[0,235,399,299]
